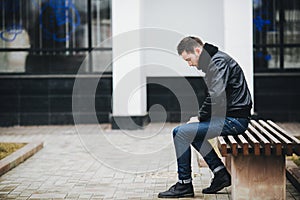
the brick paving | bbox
[0,123,299,200]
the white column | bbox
[224,0,254,110]
[111,0,147,128]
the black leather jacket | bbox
[197,43,252,121]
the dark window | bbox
[253,0,300,72]
[0,0,112,74]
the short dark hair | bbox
[177,36,204,55]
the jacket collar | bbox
[197,43,218,72]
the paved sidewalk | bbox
[0,123,299,200]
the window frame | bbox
[254,0,300,73]
[0,0,112,75]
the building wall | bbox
[0,76,112,126]
[254,74,300,121]
[1,74,299,127]
[111,0,254,128]
[140,0,224,77]
[5,1,297,127]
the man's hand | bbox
[187,116,200,124]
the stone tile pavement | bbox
[0,123,299,200]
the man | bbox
[158,36,252,198]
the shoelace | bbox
[169,183,180,191]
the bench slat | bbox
[217,120,297,158]
[244,130,260,156]
[217,136,227,157]
[251,120,282,156]
[267,120,300,155]
[248,124,271,156]
[228,136,238,156]
[267,120,300,143]
[237,135,249,156]
[259,120,293,156]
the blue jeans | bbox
[173,117,249,181]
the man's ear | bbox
[195,47,202,55]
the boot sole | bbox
[202,181,231,194]
[158,193,195,198]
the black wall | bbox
[147,75,300,123]
[254,74,300,121]
[147,77,207,122]
[0,75,299,126]
[0,76,112,126]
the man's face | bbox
[180,47,202,67]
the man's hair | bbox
[177,36,204,55]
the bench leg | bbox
[225,155,231,173]
[231,155,286,200]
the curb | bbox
[0,141,43,176]
[286,160,300,192]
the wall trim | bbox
[111,114,150,130]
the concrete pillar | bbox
[224,0,254,110]
[111,0,148,129]
[231,155,286,200]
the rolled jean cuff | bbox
[213,166,225,174]
[178,178,192,184]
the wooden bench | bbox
[217,119,300,200]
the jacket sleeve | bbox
[198,59,230,121]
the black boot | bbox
[202,168,231,194]
[158,182,194,198]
